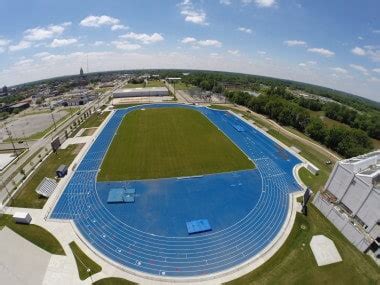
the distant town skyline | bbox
[0,0,379,101]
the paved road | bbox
[165,81,189,103]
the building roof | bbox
[116,87,168,93]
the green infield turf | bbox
[98,108,254,181]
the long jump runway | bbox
[51,104,302,278]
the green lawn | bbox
[69,241,102,280]
[80,111,110,129]
[146,80,165,87]
[123,83,145,88]
[173,81,192,90]
[93,278,136,285]
[9,144,83,208]
[0,214,65,255]
[113,103,146,109]
[98,108,254,181]
[227,205,380,285]
[80,128,96,136]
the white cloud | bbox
[373,68,380,73]
[112,41,141,50]
[50,38,78,48]
[298,63,307,67]
[228,49,240,56]
[373,30,380,34]
[197,39,222,47]
[9,41,31,52]
[284,40,307,47]
[307,47,335,57]
[80,15,120,27]
[179,0,208,25]
[181,37,222,48]
[24,23,69,41]
[1,50,379,102]
[331,67,348,74]
[367,49,380,62]
[94,41,105,46]
[111,24,129,31]
[0,38,11,46]
[242,0,277,8]
[120,32,164,44]
[220,0,232,5]
[257,50,266,55]
[349,64,369,75]
[308,61,317,65]
[34,51,51,57]
[181,37,197,44]
[237,27,252,34]
[351,46,366,56]
[14,59,34,66]
[368,77,380,82]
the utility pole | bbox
[50,107,57,131]
[4,123,18,159]
[1,176,12,201]
[22,130,29,148]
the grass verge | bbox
[9,144,83,208]
[227,205,380,285]
[93,277,136,285]
[79,111,110,129]
[98,108,254,181]
[69,241,102,280]
[0,214,65,255]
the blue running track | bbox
[51,104,302,277]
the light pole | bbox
[4,123,18,159]
[1,176,12,201]
[22,130,29,148]
[50,107,57,131]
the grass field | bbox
[173,82,192,90]
[69,241,102,280]
[0,214,65,255]
[146,80,165,87]
[79,111,110,129]
[9,144,83,208]
[80,128,96,136]
[228,205,380,285]
[98,108,254,181]
[123,83,145,88]
[70,111,109,137]
[93,278,136,285]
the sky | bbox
[0,0,379,101]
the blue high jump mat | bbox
[125,188,135,194]
[107,188,125,203]
[123,195,135,203]
[186,219,211,234]
[233,125,245,132]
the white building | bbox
[113,87,169,98]
[313,150,380,259]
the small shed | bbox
[13,212,32,224]
[56,164,68,178]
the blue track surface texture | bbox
[51,104,302,277]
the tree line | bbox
[224,90,373,158]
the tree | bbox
[305,118,327,143]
